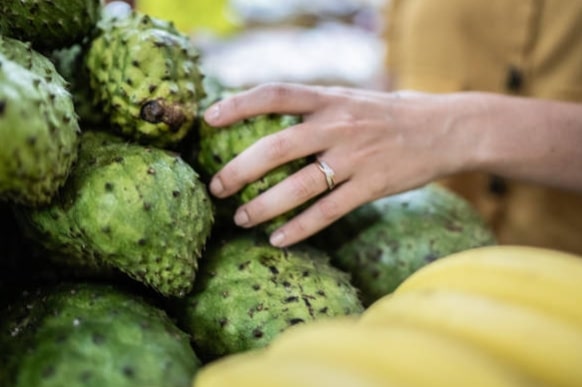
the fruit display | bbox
[0,282,201,387]
[195,246,582,387]
[309,183,497,305]
[85,5,205,148]
[3,2,577,387]
[0,0,102,51]
[171,233,363,360]
[194,77,310,235]
[14,130,214,298]
[0,39,80,206]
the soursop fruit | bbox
[50,44,107,127]
[0,282,201,387]
[0,0,103,51]
[0,53,80,206]
[14,130,215,297]
[171,232,364,360]
[84,6,205,148]
[195,80,309,235]
[310,183,497,306]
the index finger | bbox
[203,82,325,126]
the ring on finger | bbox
[316,159,336,191]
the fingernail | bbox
[270,231,285,247]
[209,177,224,196]
[234,209,250,226]
[205,104,220,123]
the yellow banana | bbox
[264,318,531,387]
[395,245,582,328]
[193,347,393,387]
[360,289,582,387]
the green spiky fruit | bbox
[172,233,364,360]
[0,282,201,387]
[0,0,103,51]
[85,7,205,148]
[309,184,497,306]
[196,81,309,234]
[50,44,107,127]
[15,131,215,297]
[0,52,80,206]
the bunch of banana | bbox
[193,245,582,387]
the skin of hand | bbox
[203,83,582,247]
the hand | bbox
[203,83,477,247]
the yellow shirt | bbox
[384,0,582,254]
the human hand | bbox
[203,83,476,247]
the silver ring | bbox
[316,159,336,191]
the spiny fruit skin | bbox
[0,0,103,51]
[310,183,497,306]
[15,130,215,297]
[50,44,107,128]
[0,282,201,387]
[85,9,205,148]
[196,81,308,234]
[0,53,80,206]
[172,233,364,361]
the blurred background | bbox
[131,0,390,90]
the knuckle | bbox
[262,132,291,162]
[316,197,342,222]
[288,173,315,201]
[261,82,290,101]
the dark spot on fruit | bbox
[316,290,326,296]
[252,328,264,338]
[92,333,105,345]
[0,100,6,114]
[268,266,279,275]
[26,136,36,146]
[114,156,124,163]
[222,291,229,298]
[284,296,299,303]
[42,366,55,379]
[219,318,228,327]
[147,167,156,175]
[445,221,463,233]
[238,261,251,270]
[132,60,140,67]
[143,202,152,211]
[288,318,305,325]
[212,154,222,164]
[104,182,114,191]
[101,226,111,234]
[425,253,438,263]
[122,366,135,378]
[252,284,261,291]
[282,281,291,287]
[138,238,146,246]
[172,190,180,198]
[79,371,92,383]
[319,307,329,314]
[140,100,164,123]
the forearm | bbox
[450,92,582,191]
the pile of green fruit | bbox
[0,1,496,386]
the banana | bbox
[394,245,582,328]
[193,348,392,387]
[360,289,582,387]
[264,318,531,387]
